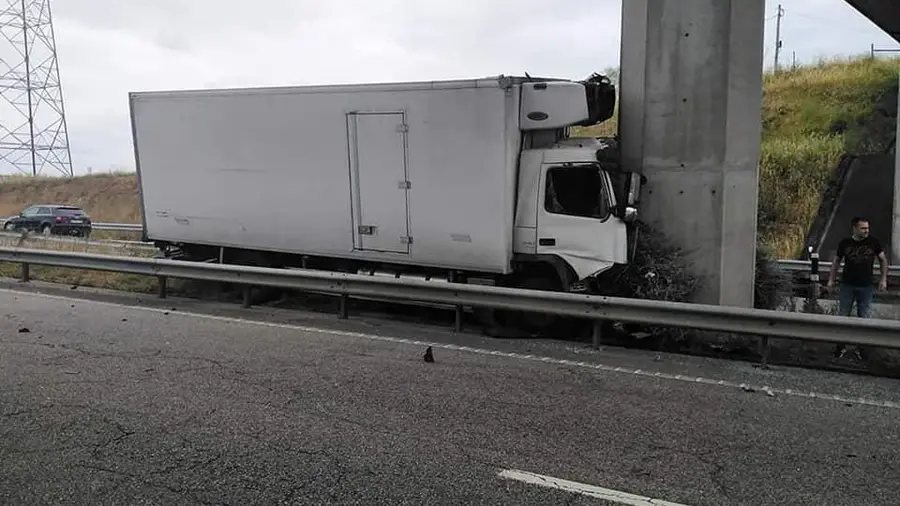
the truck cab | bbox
[487,74,644,332]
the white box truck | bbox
[129,73,644,332]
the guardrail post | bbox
[157,276,167,299]
[242,286,252,308]
[592,320,603,349]
[20,262,29,282]
[450,271,463,332]
[760,336,770,368]
[339,294,349,319]
[809,250,820,304]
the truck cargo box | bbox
[130,78,523,274]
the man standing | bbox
[827,216,889,358]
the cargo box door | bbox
[347,112,411,254]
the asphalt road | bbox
[1,286,899,506]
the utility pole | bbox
[774,4,784,72]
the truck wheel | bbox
[490,266,566,337]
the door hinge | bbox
[400,236,413,245]
[398,180,411,189]
[358,225,376,235]
[396,124,409,133]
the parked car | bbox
[1,204,93,238]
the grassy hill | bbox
[0,172,140,223]
[1,56,897,260]
[758,57,898,257]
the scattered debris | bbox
[423,346,434,363]
[741,384,776,397]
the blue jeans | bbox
[838,284,874,318]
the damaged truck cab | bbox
[500,75,644,303]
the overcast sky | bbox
[2,0,898,176]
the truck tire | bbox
[488,264,569,337]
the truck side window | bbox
[544,165,609,219]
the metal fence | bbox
[1,247,899,355]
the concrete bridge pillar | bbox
[893,74,900,264]
[618,0,766,307]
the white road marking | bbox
[3,287,900,410]
[498,469,691,506]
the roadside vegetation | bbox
[757,56,899,258]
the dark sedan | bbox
[2,205,93,238]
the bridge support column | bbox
[893,75,900,264]
[619,0,765,307]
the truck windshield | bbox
[544,164,609,219]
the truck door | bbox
[536,163,628,280]
[347,112,411,254]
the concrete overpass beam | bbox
[619,0,765,307]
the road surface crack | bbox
[76,462,232,506]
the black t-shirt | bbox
[837,236,883,286]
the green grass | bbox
[759,56,899,257]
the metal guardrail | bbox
[0,231,154,250]
[1,247,899,352]
[1,219,143,233]
[93,222,142,232]
[776,259,900,278]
